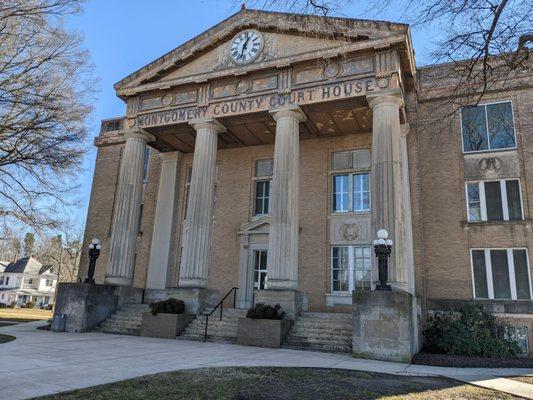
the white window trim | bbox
[465,178,524,222]
[331,245,372,293]
[252,179,272,217]
[252,159,273,218]
[470,248,533,300]
[460,100,517,154]
[332,172,371,214]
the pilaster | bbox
[146,151,182,290]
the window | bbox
[331,150,371,213]
[461,101,516,152]
[253,159,273,216]
[5,277,9,286]
[466,179,523,222]
[501,326,529,355]
[253,249,268,290]
[0,277,3,285]
[183,166,193,220]
[470,248,532,300]
[28,278,33,285]
[142,147,151,183]
[45,279,53,286]
[331,245,372,292]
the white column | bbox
[400,124,415,293]
[146,151,181,290]
[106,128,154,286]
[178,118,225,288]
[367,93,408,290]
[266,107,306,290]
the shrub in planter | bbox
[238,303,292,348]
[149,298,185,316]
[246,303,285,320]
[0,303,6,308]
[142,298,192,339]
[424,304,520,358]
[25,301,35,309]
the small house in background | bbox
[0,257,58,308]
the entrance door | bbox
[253,249,268,290]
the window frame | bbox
[330,245,372,293]
[469,248,533,300]
[332,172,371,214]
[460,100,517,154]
[252,159,273,218]
[465,178,524,222]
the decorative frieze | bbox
[464,151,520,181]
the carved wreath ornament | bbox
[339,223,361,241]
[479,157,502,173]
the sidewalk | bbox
[1,321,532,400]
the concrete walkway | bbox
[1,321,532,399]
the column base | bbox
[253,289,308,320]
[178,277,208,289]
[145,287,219,315]
[266,279,298,290]
[352,290,421,363]
[105,276,132,286]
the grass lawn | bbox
[0,308,51,323]
[509,376,533,385]
[0,333,16,343]
[34,367,519,400]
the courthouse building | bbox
[78,9,533,354]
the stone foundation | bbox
[352,290,421,363]
[52,283,143,333]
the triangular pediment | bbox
[237,216,270,235]
[115,9,409,95]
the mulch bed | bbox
[412,352,533,368]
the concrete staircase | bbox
[179,308,247,343]
[96,303,150,336]
[283,312,353,353]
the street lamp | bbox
[373,229,393,291]
[84,238,101,284]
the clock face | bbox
[229,30,264,65]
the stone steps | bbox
[97,303,150,336]
[179,307,247,343]
[283,312,353,354]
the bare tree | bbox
[35,219,83,282]
[0,0,96,233]
[249,0,531,109]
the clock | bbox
[229,30,264,65]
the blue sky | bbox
[67,0,438,226]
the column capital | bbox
[400,124,410,138]
[122,127,155,143]
[189,117,226,133]
[270,106,307,123]
[367,92,404,110]
[159,151,181,163]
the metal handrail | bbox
[203,287,238,342]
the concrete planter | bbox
[237,317,293,348]
[140,312,195,339]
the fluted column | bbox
[178,118,225,288]
[146,151,181,290]
[367,93,407,290]
[266,107,306,290]
[106,128,154,286]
